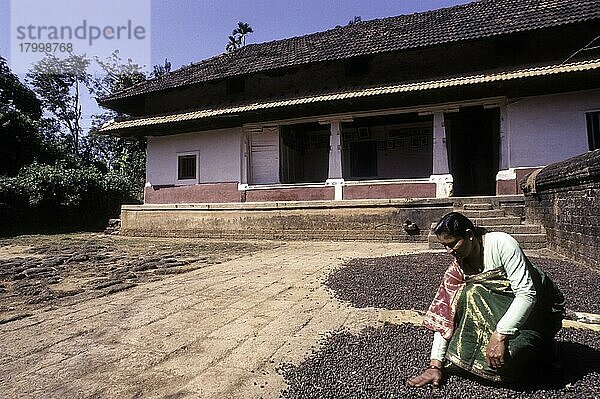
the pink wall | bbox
[344,183,436,200]
[496,167,540,195]
[144,183,241,204]
[245,187,335,202]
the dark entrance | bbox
[446,106,500,196]
[350,141,377,178]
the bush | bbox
[0,162,141,235]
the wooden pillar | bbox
[328,121,343,179]
[325,120,344,200]
[432,112,449,175]
[429,112,453,197]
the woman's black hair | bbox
[433,211,487,238]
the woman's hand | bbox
[486,331,507,369]
[407,360,444,387]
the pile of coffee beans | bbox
[529,256,600,314]
[298,253,600,398]
[280,324,600,399]
[325,253,600,314]
[324,253,448,311]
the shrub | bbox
[0,162,141,235]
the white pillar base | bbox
[429,174,454,198]
[325,178,345,201]
[496,168,517,181]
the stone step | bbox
[429,221,540,233]
[473,216,522,226]
[458,209,507,218]
[428,201,544,250]
[428,224,544,235]
[428,233,547,250]
[463,203,493,211]
[511,233,547,243]
[485,225,545,234]
[519,241,548,250]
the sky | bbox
[0,0,473,130]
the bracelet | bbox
[427,364,443,371]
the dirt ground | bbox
[0,234,276,324]
[1,234,430,398]
[1,234,597,398]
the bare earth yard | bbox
[0,234,597,398]
[0,234,426,398]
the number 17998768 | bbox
[18,42,73,53]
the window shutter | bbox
[250,127,280,184]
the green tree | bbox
[152,58,172,78]
[226,35,241,52]
[91,50,147,99]
[348,16,362,25]
[234,22,254,46]
[0,52,159,235]
[0,56,65,175]
[226,22,253,52]
[86,50,150,201]
[26,53,91,156]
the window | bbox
[586,111,600,151]
[177,152,198,182]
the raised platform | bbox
[120,195,529,243]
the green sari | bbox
[445,266,565,382]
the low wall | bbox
[144,181,430,204]
[523,149,600,269]
[144,183,242,204]
[343,182,436,200]
[245,186,334,202]
[120,199,454,242]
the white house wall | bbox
[146,128,242,186]
[506,89,600,168]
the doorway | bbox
[349,141,378,178]
[446,106,500,196]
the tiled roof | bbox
[100,0,600,103]
[99,58,600,134]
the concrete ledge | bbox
[120,198,461,241]
[121,196,526,241]
[122,197,458,211]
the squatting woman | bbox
[408,212,565,386]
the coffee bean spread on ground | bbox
[324,253,600,314]
[280,253,600,398]
[279,324,600,399]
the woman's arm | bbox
[494,233,537,335]
[431,331,448,361]
[485,233,537,368]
